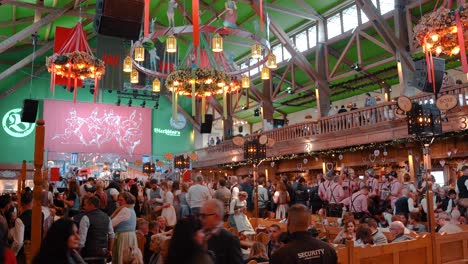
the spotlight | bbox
[254,108,260,117]
[351,63,361,71]
[241,104,247,110]
[141,100,146,108]
[116,97,121,106]
[128,99,132,107]
[286,87,294,94]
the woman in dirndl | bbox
[160,181,177,227]
[111,191,142,264]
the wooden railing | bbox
[196,84,468,157]
[246,216,468,264]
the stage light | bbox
[241,104,247,110]
[254,108,260,117]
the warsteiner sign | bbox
[2,108,35,137]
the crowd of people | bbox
[0,164,466,264]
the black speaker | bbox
[411,58,445,94]
[200,114,213,134]
[238,126,243,133]
[94,0,144,40]
[21,99,39,123]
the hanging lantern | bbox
[261,67,270,80]
[251,42,262,59]
[152,78,161,92]
[166,35,177,53]
[241,75,250,88]
[130,69,139,83]
[123,56,132,72]
[134,43,145,62]
[266,53,277,69]
[212,33,223,52]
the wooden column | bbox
[407,149,416,181]
[262,79,274,120]
[253,163,259,218]
[17,160,27,211]
[31,120,45,256]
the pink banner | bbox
[44,100,152,157]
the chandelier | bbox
[128,24,274,121]
[45,23,105,102]
[413,2,468,82]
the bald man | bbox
[271,204,337,264]
[389,221,414,243]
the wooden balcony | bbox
[193,85,468,168]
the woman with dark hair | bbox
[64,180,81,217]
[33,218,84,264]
[0,221,16,264]
[354,225,374,247]
[166,216,214,264]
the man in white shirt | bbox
[12,192,44,262]
[79,196,114,261]
[187,175,212,216]
[456,165,468,208]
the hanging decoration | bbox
[192,0,200,46]
[413,2,468,79]
[130,22,271,122]
[46,23,105,103]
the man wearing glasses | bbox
[201,199,243,264]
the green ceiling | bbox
[0,0,457,124]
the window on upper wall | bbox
[327,13,342,39]
[308,26,317,47]
[342,5,358,33]
[250,65,259,76]
[295,31,308,52]
[272,45,283,62]
[379,0,395,15]
[283,46,291,60]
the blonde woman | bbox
[273,182,290,219]
[244,242,268,263]
[160,182,177,227]
[229,191,255,234]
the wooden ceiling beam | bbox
[0,4,72,53]
[247,0,330,97]
[292,0,324,20]
[0,0,95,20]
[0,17,33,28]
[0,65,47,100]
[265,3,318,21]
[0,42,53,82]
[44,0,59,40]
[355,0,415,71]
[34,0,45,22]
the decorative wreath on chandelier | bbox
[46,51,106,79]
[165,68,238,96]
[413,4,468,56]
